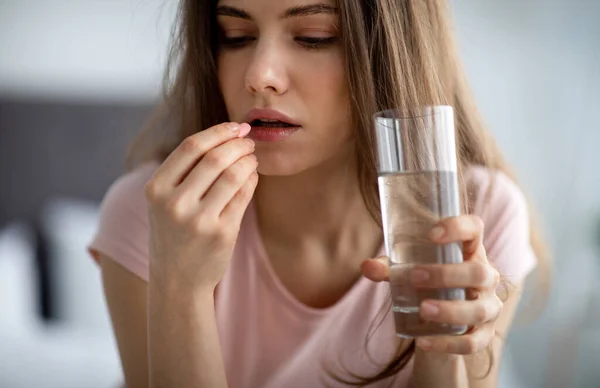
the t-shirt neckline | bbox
[246,200,385,320]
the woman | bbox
[89,0,545,387]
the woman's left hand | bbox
[361,215,502,355]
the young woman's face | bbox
[216,0,352,176]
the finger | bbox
[361,256,389,282]
[202,154,259,214]
[410,261,500,290]
[152,122,251,189]
[430,215,484,256]
[220,171,259,225]
[419,294,503,325]
[176,137,255,201]
[416,323,495,355]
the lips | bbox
[244,109,301,142]
[245,109,300,127]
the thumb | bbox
[360,256,390,282]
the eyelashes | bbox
[295,36,338,49]
[219,35,338,50]
[219,36,254,48]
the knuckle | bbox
[232,175,258,204]
[211,225,234,244]
[464,337,479,354]
[203,149,222,168]
[233,180,255,204]
[245,172,259,189]
[144,180,162,202]
[244,154,259,168]
[217,123,234,136]
[474,303,489,322]
[240,180,254,195]
[191,211,217,235]
[164,195,187,220]
[242,137,255,149]
[495,296,504,316]
[181,135,203,154]
[222,165,244,185]
[471,261,489,285]
[244,175,258,193]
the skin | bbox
[98,0,525,387]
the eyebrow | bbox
[283,4,338,19]
[216,3,338,20]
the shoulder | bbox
[88,161,160,281]
[465,165,528,222]
[464,165,537,282]
[102,161,160,213]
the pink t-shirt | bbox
[88,162,537,388]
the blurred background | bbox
[0,0,598,387]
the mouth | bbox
[246,118,300,142]
[244,109,301,141]
[245,108,300,127]
[249,118,298,128]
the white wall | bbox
[0,0,177,102]
[451,1,600,387]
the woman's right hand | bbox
[144,122,257,293]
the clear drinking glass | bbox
[373,105,467,338]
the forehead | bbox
[216,0,337,14]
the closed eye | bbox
[220,36,256,48]
[295,36,338,49]
[218,35,338,50]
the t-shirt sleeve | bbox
[468,166,538,283]
[88,162,159,282]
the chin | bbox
[255,161,304,177]
[254,151,314,177]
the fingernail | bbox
[411,269,429,283]
[417,338,432,349]
[250,154,257,160]
[227,123,240,132]
[238,123,252,138]
[421,302,439,317]
[430,226,445,240]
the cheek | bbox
[309,57,346,95]
[303,55,348,112]
[217,54,245,104]
[304,59,351,136]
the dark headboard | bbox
[0,96,153,318]
[0,97,153,227]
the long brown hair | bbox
[128,0,549,385]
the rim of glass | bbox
[372,105,453,120]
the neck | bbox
[254,154,382,261]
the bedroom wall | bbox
[0,0,176,102]
[450,1,600,386]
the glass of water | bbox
[373,105,467,338]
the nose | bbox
[244,40,289,96]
